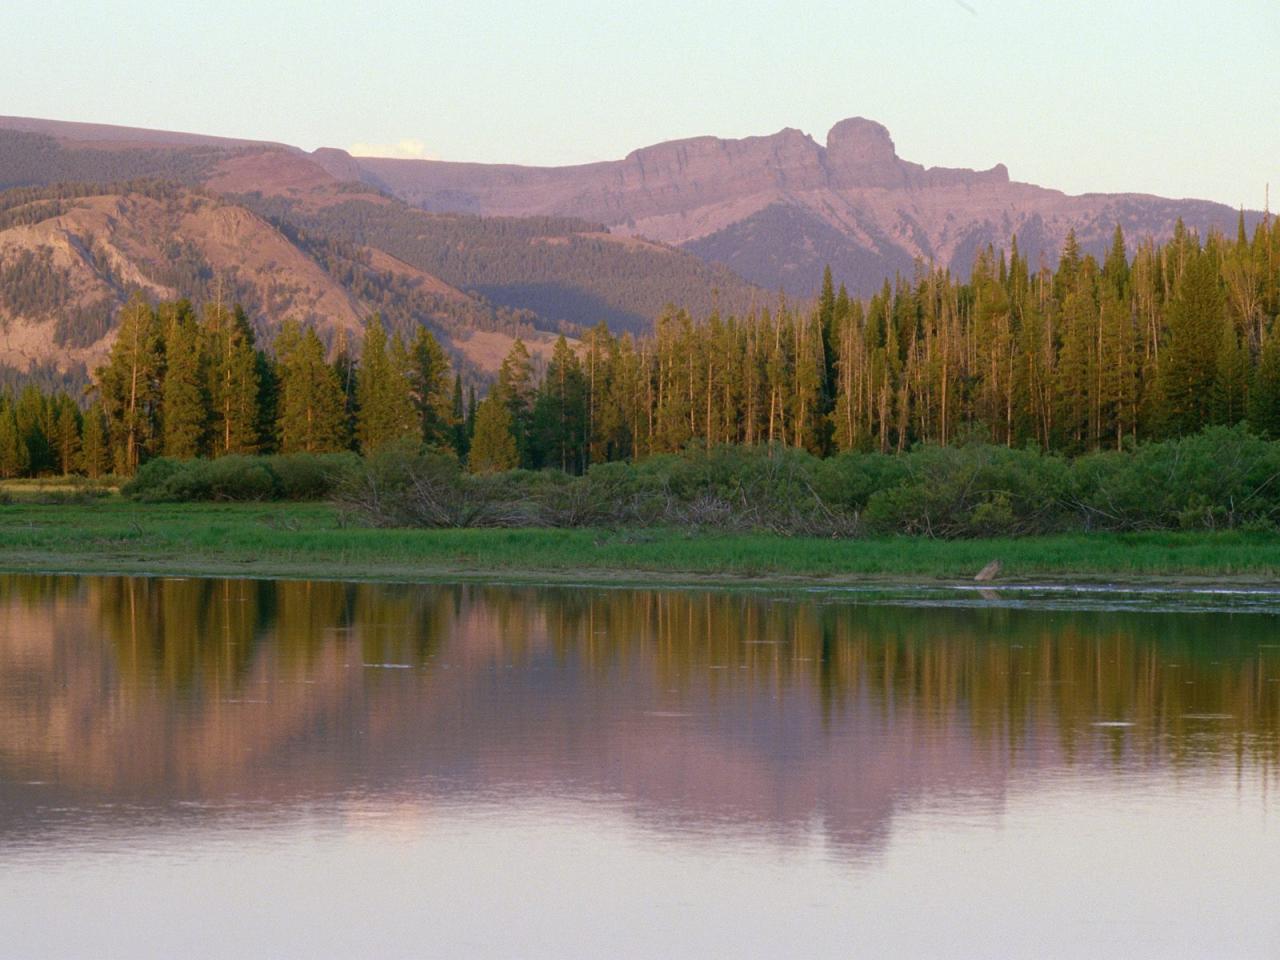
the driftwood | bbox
[974,560,1002,582]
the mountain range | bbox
[348,116,1255,294]
[0,114,1257,381]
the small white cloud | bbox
[348,138,434,160]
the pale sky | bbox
[6,0,1277,208]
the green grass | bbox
[2,498,1279,586]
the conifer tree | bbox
[275,320,348,453]
[332,328,360,445]
[583,321,617,464]
[531,335,588,472]
[1212,322,1250,424]
[495,338,536,465]
[80,403,110,478]
[0,405,29,478]
[204,303,262,455]
[450,374,469,459]
[468,395,518,473]
[14,384,54,474]
[98,293,163,473]
[161,302,207,458]
[1249,328,1280,438]
[409,326,454,449]
[53,399,81,475]
[255,350,280,455]
[7,222,1270,483]
[818,265,838,408]
[1103,225,1130,299]
[1158,249,1226,435]
[355,317,419,454]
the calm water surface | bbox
[1,574,1278,959]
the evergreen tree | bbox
[332,328,360,447]
[14,384,54,474]
[1249,328,1280,438]
[468,394,518,473]
[0,222,1267,485]
[80,403,110,479]
[1103,224,1130,299]
[255,349,280,456]
[0,405,29,478]
[275,320,349,453]
[204,303,262,455]
[53,399,81,475]
[450,374,469,459]
[97,292,163,473]
[818,265,838,409]
[160,302,207,458]
[495,338,536,465]
[1158,249,1226,435]
[531,335,588,472]
[355,317,419,454]
[1212,321,1250,424]
[409,326,454,448]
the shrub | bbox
[123,452,358,502]
[1070,426,1280,530]
[336,444,861,535]
[863,444,1071,537]
[166,456,280,501]
[267,453,360,500]
[121,457,188,500]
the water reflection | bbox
[2,573,1278,857]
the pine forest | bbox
[3,217,1279,480]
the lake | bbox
[1,574,1277,958]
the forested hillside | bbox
[0,129,227,191]
[234,195,762,333]
[4,217,1278,482]
[0,121,766,339]
[0,180,563,381]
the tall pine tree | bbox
[97,292,163,473]
[275,320,348,453]
[468,395,518,473]
[355,317,419,454]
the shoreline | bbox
[5,552,1280,593]
[2,500,1279,592]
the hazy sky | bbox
[6,0,1277,208]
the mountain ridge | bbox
[0,113,1263,381]
[343,116,1258,292]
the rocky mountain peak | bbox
[825,117,897,164]
[824,117,909,188]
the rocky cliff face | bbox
[349,117,1251,294]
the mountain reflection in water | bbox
[1,574,1277,958]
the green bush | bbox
[1071,426,1280,530]
[267,453,360,500]
[863,444,1071,537]
[310,427,1280,537]
[121,457,187,500]
[123,452,359,502]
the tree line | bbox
[2,215,1279,480]
[469,215,1280,471]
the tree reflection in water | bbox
[0,573,1277,857]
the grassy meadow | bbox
[2,491,1279,586]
